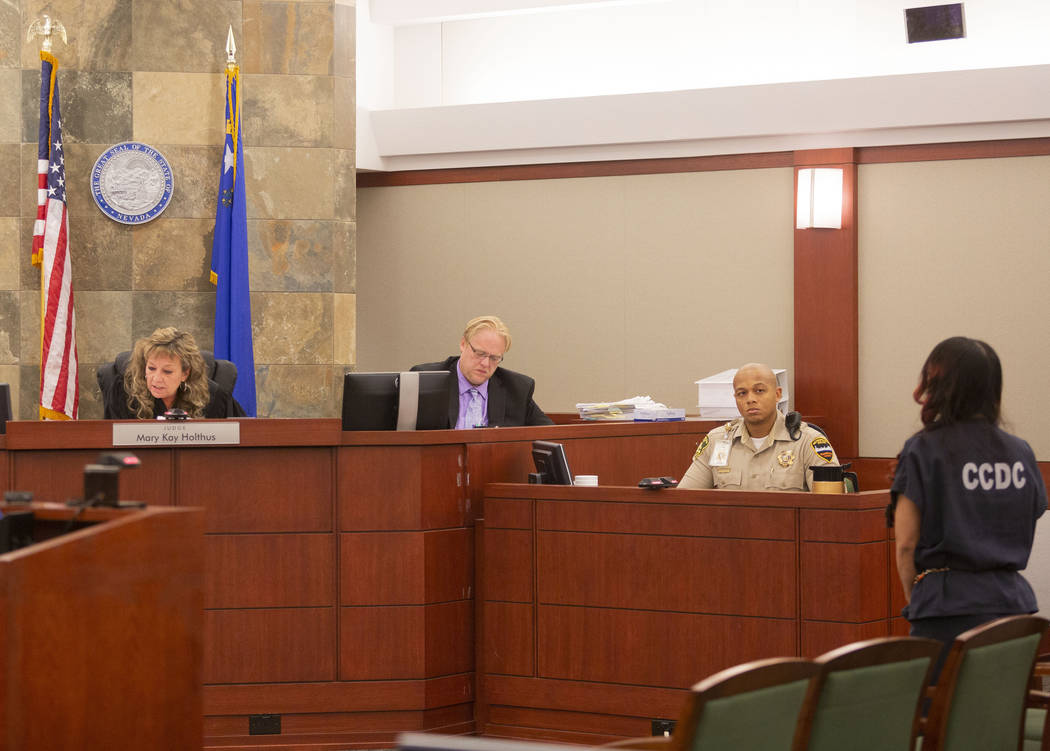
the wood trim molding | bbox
[858,137,1050,165]
[357,151,793,188]
[792,149,859,458]
[357,137,1050,188]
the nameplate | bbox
[112,422,241,446]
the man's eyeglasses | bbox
[467,343,504,365]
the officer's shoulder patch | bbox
[693,434,709,460]
[811,436,834,463]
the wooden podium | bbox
[476,482,901,743]
[0,503,204,751]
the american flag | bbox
[32,51,78,420]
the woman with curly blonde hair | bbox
[104,327,244,419]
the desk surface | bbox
[0,416,721,449]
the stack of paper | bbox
[695,368,789,419]
[575,401,636,420]
[634,406,686,422]
[576,395,669,421]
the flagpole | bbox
[28,14,79,421]
[210,25,258,416]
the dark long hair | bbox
[913,336,1002,428]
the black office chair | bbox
[97,350,238,409]
[786,411,859,492]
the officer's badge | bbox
[693,435,709,460]
[777,450,795,468]
[811,437,834,462]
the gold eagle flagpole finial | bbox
[26,15,68,53]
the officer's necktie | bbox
[465,388,485,428]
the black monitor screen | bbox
[0,510,34,554]
[342,372,399,430]
[341,371,451,431]
[531,440,573,485]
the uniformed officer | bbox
[678,362,839,490]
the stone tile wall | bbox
[0,0,356,419]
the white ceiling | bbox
[358,1,1050,171]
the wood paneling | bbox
[538,531,797,617]
[559,434,702,487]
[800,541,888,621]
[204,673,474,714]
[889,540,907,614]
[467,441,534,518]
[537,605,796,687]
[800,507,887,542]
[486,707,650,739]
[484,498,534,529]
[794,149,859,458]
[204,708,474,751]
[205,533,335,608]
[340,528,473,605]
[0,505,203,751]
[481,602,534,676]
[480,723,624,745]
[205,705,473,736]
[801,620,890,656]
[538,500,796,539]
[1,418,909,749]
[340,605,426,679]
[11,448,173,505]
[482,528,533,602]
[484,675,686,720]
[339,445,467,530]
[849,457,895,492]
[425,528,474,604]
[204,608,336,683]
[340,601,473,679]
[179,447,333,532]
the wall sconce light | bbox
[796,168,843,229]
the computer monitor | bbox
[0,510,34,554]
[530,440,573,485]
[341,371,451,431]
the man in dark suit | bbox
[411,315,553,429]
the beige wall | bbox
[858,155,1050,614]
[357,168,795,414]
[0,0,356,419]
[858,155,1050,460]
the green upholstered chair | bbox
[1024,653,1050,751]
[922,615,1049,751]
[793,636,941,751]
[607,657,819,751]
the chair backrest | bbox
[97,349,238,397]
[97,349,238,418]
[793,636,941,751]
[0,382,11,433]
[670,657,820,751]
[924,615,1050,751]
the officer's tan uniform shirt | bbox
[679,410,839,491]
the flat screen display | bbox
[341,371,451,431]
[531,440,573,485]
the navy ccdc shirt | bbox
[891,420,1047,620]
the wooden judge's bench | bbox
[0,418,899,750]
